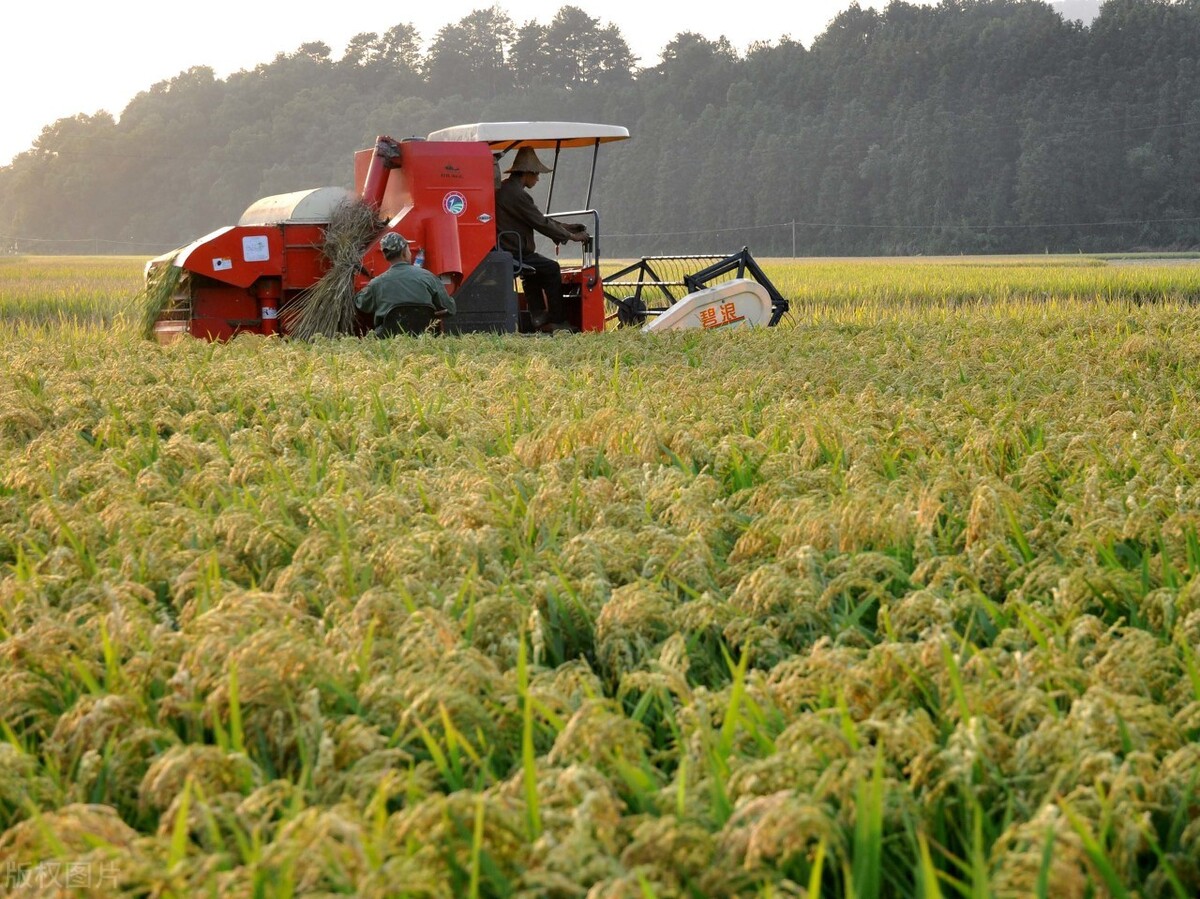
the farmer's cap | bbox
[380,232,409,255]
[506,147,553,174]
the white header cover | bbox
[237,186,354,226]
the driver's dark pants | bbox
[521,252,565,322]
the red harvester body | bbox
[147,124,616,340]
[146,121,787,339]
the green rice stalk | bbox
[1036,824,1056,898]
[414,715,461,790]
[716,644,748,761]
[809,836,828,897]
[1179,636,1200,702]
[1059,801,1131,899]
[229,661,244,754]
[518,634,541,840]
[850,750,885,899]
[917,831,946,899]
[168,777,192,869]
[468,793,485,899]
[1134,816,1191,899]
[635,870,660,898]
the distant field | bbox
[5,252,1199,326]
[1,254,1199,896]
[0,256,143,326]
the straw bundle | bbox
[282,199,383,340]
[136,257,184,339]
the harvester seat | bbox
[495,232,547,330]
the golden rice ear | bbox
[0,804,139,867]
[138,745,262,819]
[989,803,1093,899]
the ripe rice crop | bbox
[1,253,1199,896]
[0,256,142,328]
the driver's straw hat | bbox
[506,147,553,174]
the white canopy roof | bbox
[426,121,630,150]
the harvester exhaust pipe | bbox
[360,137,401,211]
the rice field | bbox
[1,253,1199,897]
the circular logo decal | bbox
[443,192,467,216]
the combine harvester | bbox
[145,122,788,340]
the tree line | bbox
[2,0,1197,258]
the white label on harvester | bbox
[242,235,269,262]
[262,306,278,319]
[212,257,233,271]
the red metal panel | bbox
[355,147,412,219]
[177,226,284,288]
[190,280,261,339]
[400,142,495,288]
[424,213,463,285]
[578,266,606,332]
[355,140,497,294]
[190,319,238,341]
[563,266,606,332]
[280,223,330,291]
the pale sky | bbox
[2,1,939,166]
[1,1,1091,167]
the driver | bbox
[495,147,589,330]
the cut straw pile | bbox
[136,257,184,339]
[282,199,382,340]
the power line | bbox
[6,214,1198,256]
[1039,118,1200,142]
[1,235,186,247]
[610,223,786,238]
[609,215,1200,239]
[899,108,1200,142]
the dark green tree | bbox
[425,7,516,99]
[3,0,1199,257]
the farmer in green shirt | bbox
[355,232,456,336]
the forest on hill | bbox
[1,0,1197,258]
